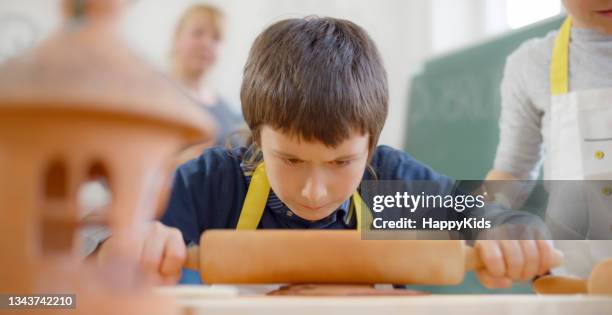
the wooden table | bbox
[157,286,612,315]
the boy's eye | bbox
[331,160,350,167]
[284,158,303,165]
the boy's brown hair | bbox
[241,16,388,156]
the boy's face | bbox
[563,0,612,34]
[260,126,370,222]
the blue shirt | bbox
[160,145,453,245]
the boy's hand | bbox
[97,222,186,285]
[474,240,556,289]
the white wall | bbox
[0,0,60,61]
[0,0,555,148]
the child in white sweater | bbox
[488,0,612,277]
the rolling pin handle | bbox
[465,246,484,271]
[184,244,200,271]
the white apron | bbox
[544,17,612,278]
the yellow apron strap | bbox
[550,16,572,96]
[352,191,372,231]
[236,163,270,230]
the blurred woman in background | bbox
[170,4,244,151]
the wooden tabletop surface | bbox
[155,286,612,315]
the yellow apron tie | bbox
[236,163,370,230]
[236,163,270,229]
[550,16,572,96]
[351,190,372,231]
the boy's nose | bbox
[300,171,328,205]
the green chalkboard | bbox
[402,15,565,294]
[404,15,565,180]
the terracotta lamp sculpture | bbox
[0,0,214,313]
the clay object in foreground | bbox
[0,0,215,314]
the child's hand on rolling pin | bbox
[97,221,186,285]
[473,240,556,289]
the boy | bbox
[99,16,558,288]
[486,0,612,277]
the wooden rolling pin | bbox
[533,259,612,295]
[184,230,563,285]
